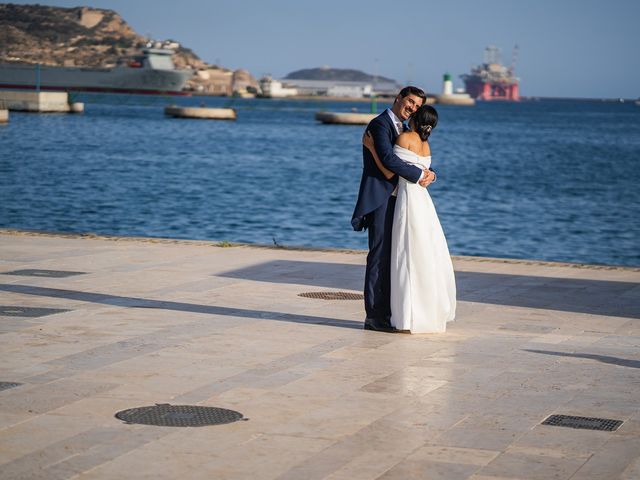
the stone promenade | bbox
[0,230,639,479]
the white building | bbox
[259,76,298,98]
[281,78,396,98]
[327,84,373,98]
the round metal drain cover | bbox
[115,404,244,427]
[298,291,364,301]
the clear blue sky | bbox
[9,0,640,98]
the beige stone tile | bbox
[377,459,480,479]
[434,416,534,452]
[268,391,401,440]
[621,457,640,480]
[569,436,640,479]
[477,451,587,479]
[0,414,95,463]
[510,424,611,457]
[74,451,216,480]
[469,476,527,480]
[406,445,501,466]
[198,433,334,479]
[615,415,640,436]
[323,450,415,480]
[1,232,638,479]
[0,411,32,431]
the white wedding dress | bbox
[390,145,457,333]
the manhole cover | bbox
[0,382,22,392]
[542,414,623,432]
[0,306,70,318]
[115,404,245,427]
[298,291,364,301]
[1,269,86,278]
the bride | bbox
[363,105,456,333]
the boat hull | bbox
[0,63,192,95]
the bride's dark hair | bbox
[412,105,438,141]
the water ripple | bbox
[1,95,639,267]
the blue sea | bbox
[1,95,639,267]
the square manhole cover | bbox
[542,414,623,432]
[1,269,86,278]
[0,306,70,318]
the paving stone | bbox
[0,231,638,479]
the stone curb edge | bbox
[1,228,638,272]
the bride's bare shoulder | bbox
[396,132,421,151]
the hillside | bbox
[0,4,257,94]
[285,67,396,84]
[0,4,206,69]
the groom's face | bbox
[394,94,424,121]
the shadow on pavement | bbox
[0,284,363,330]
[524,349,640,369]
[218,260,640,319]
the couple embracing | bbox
[352,86,456,334]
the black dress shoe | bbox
[364,319,398,333]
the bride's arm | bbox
[363,130,394,180]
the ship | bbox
[460,46,520,101]
[0,45,193,96]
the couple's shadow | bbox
[219,259,640,320]
[1,260,637,334]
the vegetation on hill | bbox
[0,4,205,69]
[285,67,395,84]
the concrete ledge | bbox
[435,94,476,106]
[0,90,80,112]
[1,227,637,271]
[164,106,237,120]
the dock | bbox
[0,91,83,113]
[0,230,638,479]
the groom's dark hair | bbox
[397,86,427,104]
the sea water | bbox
[1,95,639,267]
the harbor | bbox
[1,3,638,478]
[0,230,638,479]
[2,95,638,268]
[0,45,193,96]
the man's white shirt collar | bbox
[386,109,403,135]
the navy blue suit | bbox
[352,110,423,325]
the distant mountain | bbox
[0,4,205,70]
[0,4,261,94]
[285,67,396,84]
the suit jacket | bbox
[351,110,423,231]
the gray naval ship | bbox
[0,46,193,95]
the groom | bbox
[352,86,435,332]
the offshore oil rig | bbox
[460,45,520,101]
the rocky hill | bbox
[0,4,256,94]
[285,67,396,84]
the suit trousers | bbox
[364,195,396,324]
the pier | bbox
[0,230,638,479]
[0,91,83,113]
